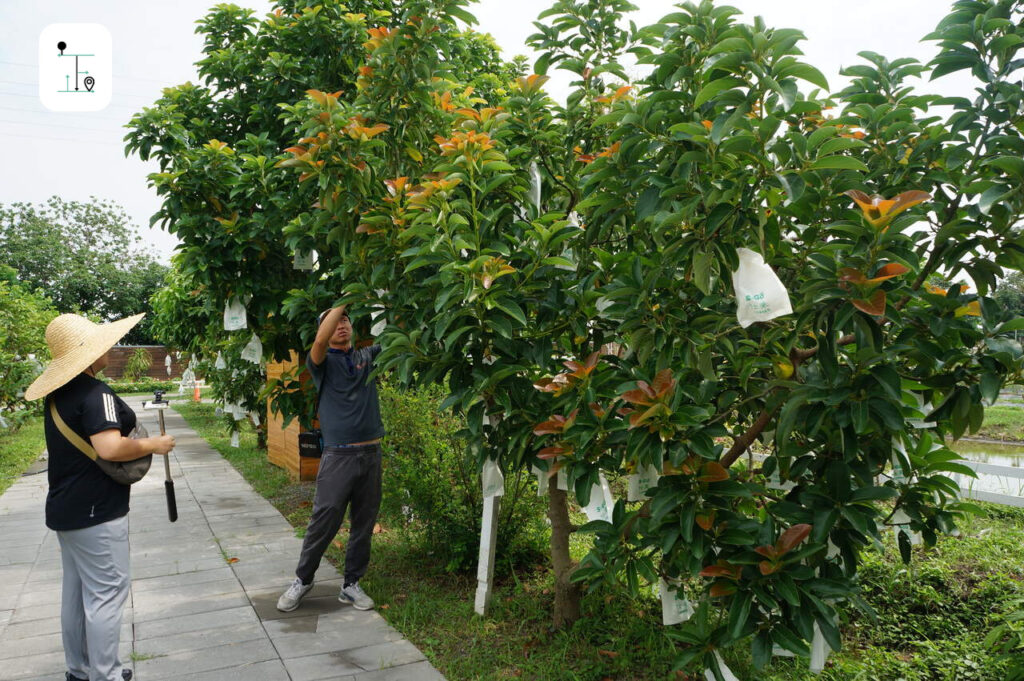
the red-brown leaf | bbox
[758,560,778,576]
[866,262,910,284]
[851,289,886,316]
[777,523,812,554]
[698,462,730,483]
[710,581,737,597]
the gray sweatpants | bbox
[57,514,130,681]
[296,443,382,585]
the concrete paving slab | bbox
[353,661,446,681]
[0,394,446,681]
[132,637,279,680]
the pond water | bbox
[949,440,1024,499]
[951,440,1024,468]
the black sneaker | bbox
[123,670,133,681]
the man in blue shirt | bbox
[277,305,384,612]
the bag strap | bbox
[48,398,99,462]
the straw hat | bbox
[24,313,145,401]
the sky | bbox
[0,1,976,265]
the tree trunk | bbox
[547,486,581,628]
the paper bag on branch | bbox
[731,247,792,328]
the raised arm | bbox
[309,304,347,365]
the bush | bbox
[0,279,55,430]
[121,347,153,382]
[378,380,548,574]
[106,378,179,395]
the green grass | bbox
[173,401,1024,680]
[0,416,45,495]
[975,405,1024,442]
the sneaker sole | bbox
[338,595,374,610]
[276,601,302,612]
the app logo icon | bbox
[39,24,112,112]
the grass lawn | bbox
[174,401,1024,680]
[974,405,1024,442]
[0,416,45,496]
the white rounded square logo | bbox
[38,24,112,112]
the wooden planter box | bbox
[266,352,320,481]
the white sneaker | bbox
[339,582,374,610]
[276,578,313,612]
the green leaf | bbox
[780,62,829,90]
[728,591,753,641]
[694,77,744,108]
[986,156,1024,179]
[693,250,712,295]
[849,486,898,503]
[809,156,869,172]
[897,529,912,564]
[492,298,526,326]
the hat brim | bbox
[24,313,146,401]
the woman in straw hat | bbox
[25,313,175,681]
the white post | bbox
[474,494,501,615]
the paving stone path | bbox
[0,395,445,681]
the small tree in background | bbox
[0,197,168,344]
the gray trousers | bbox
[57,514,130,681]
[296,443,382,585]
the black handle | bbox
[165,479,178,522]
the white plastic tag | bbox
[250,411,260,427]
[223,297,247,330]
[240,334,263,364]
[583,474,614,523]
[704,651,740,681]
[731,248,793,328]
[810,622,829,674]
[214,352,227,370]
[293,249,314,270]
[529,161,542,213]
[230,431,240,448]
[532,464,548,496]
[556,468,568,491]
[627,463,660,501]
[482,458,504,498]
[659,578,694,625]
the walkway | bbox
[0,395,445,681]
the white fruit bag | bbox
[223,297,248,330]
[482,458,505,498]
[731,248,792,328]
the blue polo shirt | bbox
[306,345,385,446]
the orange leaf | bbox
[698,462,730,483]
[620,389,654,405]
[851,289,886,316]
[838,267,866,285]
[866,262,910,284]
[651,368,676,398]
[227,557,240,564]
[696,512,715,531]
[754,545,777,560]
[777,523,812,554]
[758,560,778,576]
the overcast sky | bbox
[0,1,974,264]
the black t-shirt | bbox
[307,345,385,446]
[44,374,135,531]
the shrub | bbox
[106,378,179,395]
[121,347,153,382]
[378,380,548,573]
[0,280,55,430]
